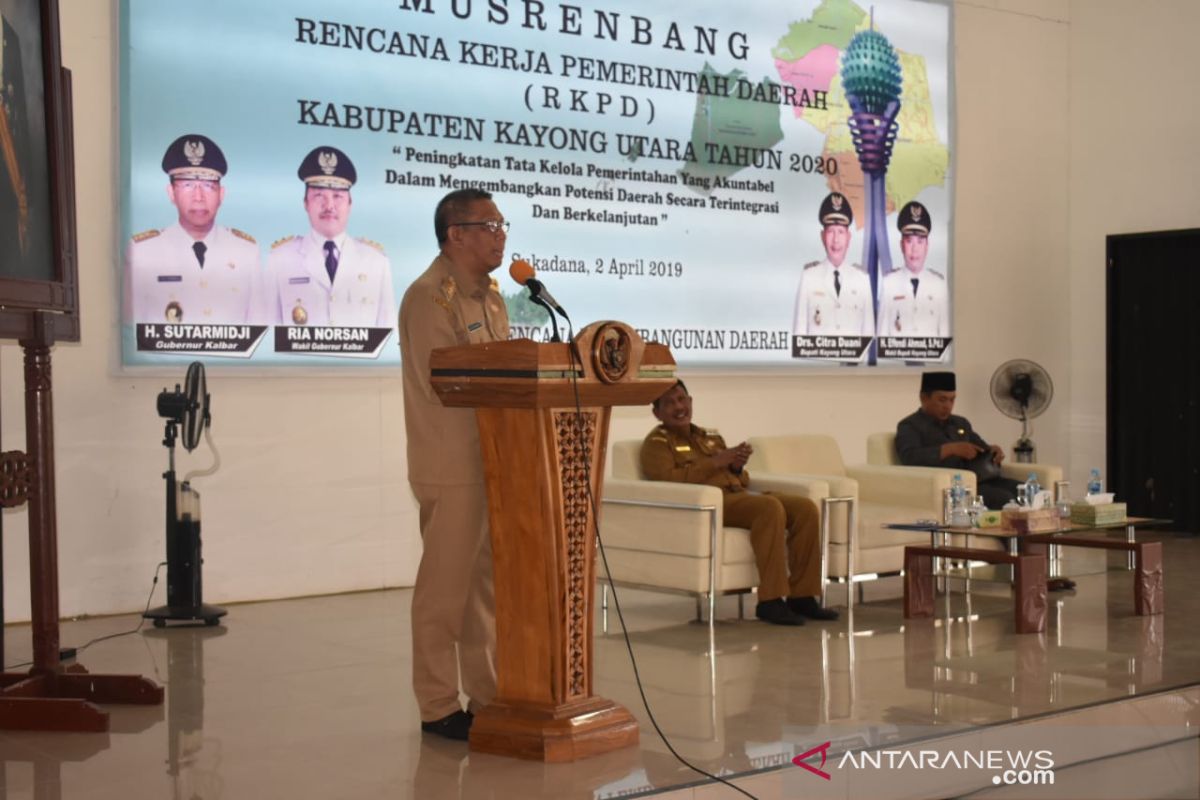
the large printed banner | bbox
[120,0,952,368]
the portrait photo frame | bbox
[0,0,77,342]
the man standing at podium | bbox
[400,188,511,741]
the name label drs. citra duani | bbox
[136,324,269,357]
[273,326,395,358]
[791,335,871,361]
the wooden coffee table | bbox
[887,517,1169,618]
[902,543,1047,632]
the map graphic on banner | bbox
[119,0,952,368]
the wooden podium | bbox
[430,321,675,762]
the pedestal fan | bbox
[144,362,226,627]
[989,359,1053,463]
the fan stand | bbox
[143,419,226,628]
[1013,410,1036,463]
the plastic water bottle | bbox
[950,474,969,526]
[1025,473,1041,508]
[1087,468,1103,496]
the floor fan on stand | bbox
[989,359,1054,463]
[144,362,227,627]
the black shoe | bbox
[787,596,840,621]
[755,598,805,626]
[1047,578,1077,592]
[421,709,473,741]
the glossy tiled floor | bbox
[1,533,1198,799]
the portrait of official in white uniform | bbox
[877,201,948,337]
[792,191,874,336]
[261,146,396,328]
[124,134,260,324]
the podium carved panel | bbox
[555,409,596,699]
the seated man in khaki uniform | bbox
[640,381,838,626]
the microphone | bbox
[509,260,568,319]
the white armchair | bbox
[867,431,1069,571]
[867,432,1064,498]
[599,440,825,626]
[746,434,943,604]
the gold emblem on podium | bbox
[591,322,632,384]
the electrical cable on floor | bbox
[2,561,166,671]
[565,336,759,800]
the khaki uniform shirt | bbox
[640,424,748,493]
[400,253,510,486]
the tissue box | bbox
[1028,490,1052,509]
[978,510,1003,528]
[1070,501,1126,526]
[1000,507,1060,534]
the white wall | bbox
[1066,0,1200,490]
[9,0,1186,621]
[2,0,418,621]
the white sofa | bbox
[866,431,1064,496]
[746,434,948,600]
[599,439,829,623]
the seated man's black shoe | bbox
[421,709,473,741]
[787,596,840,621]
[755,598,805,626]
[1047,577,1077,592]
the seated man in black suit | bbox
[895,371,1021,509]
[895,371,1075,591]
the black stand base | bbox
[143,603,226,628]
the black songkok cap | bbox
[921,371,956,393]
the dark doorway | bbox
[1107,229,1200,533]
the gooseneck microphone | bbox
[509,259,569,319]
[509,259,571,343]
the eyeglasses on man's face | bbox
[172,179,221,193]
[453,220,510,235]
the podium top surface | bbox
[430,334,676,409]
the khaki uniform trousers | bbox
[410,482,497,722]
[722,492,822,601]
